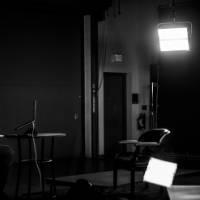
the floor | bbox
[5,157,114,199]
[4,157,200,200]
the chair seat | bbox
[115,152,149,171]
[116,152,149,162]
[135,161,148,169]
[116,152,135,161]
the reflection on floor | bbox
[4,157,200,200]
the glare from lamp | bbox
[158,27,189,51]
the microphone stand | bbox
[14,99,38,136]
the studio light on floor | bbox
[158,22,191,52]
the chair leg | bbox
[113,168,118,189]
[144,182,149,189]
[130,170,135,194]
[50,161,57,199]
[143,170,149,189]
[15,163,21,200]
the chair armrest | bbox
[119,139,138,144]
[118,140,159,146]
[136,142,159,146]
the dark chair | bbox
[113,128,171,193]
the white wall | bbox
[98,0,159,155]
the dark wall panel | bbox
[158,4,200,154]
[0,7,83,158]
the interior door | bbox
[104,73,127,157]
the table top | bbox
[1,132,67,138]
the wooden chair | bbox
[113,128,171,194]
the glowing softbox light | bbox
[143,157,177,187]
[158,22,191,52]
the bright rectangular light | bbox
[158,27,190,51]
[143,157,177,187]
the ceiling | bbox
[0,0,112,15]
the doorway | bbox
[104,72,127,157]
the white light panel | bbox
[143,157,177,187]
[158,27,189,51]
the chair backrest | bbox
[138,128,171,144]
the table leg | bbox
[41,138,45,197]
[50,137,56,198]
[15,137,22,200]
[27,138,32,199]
